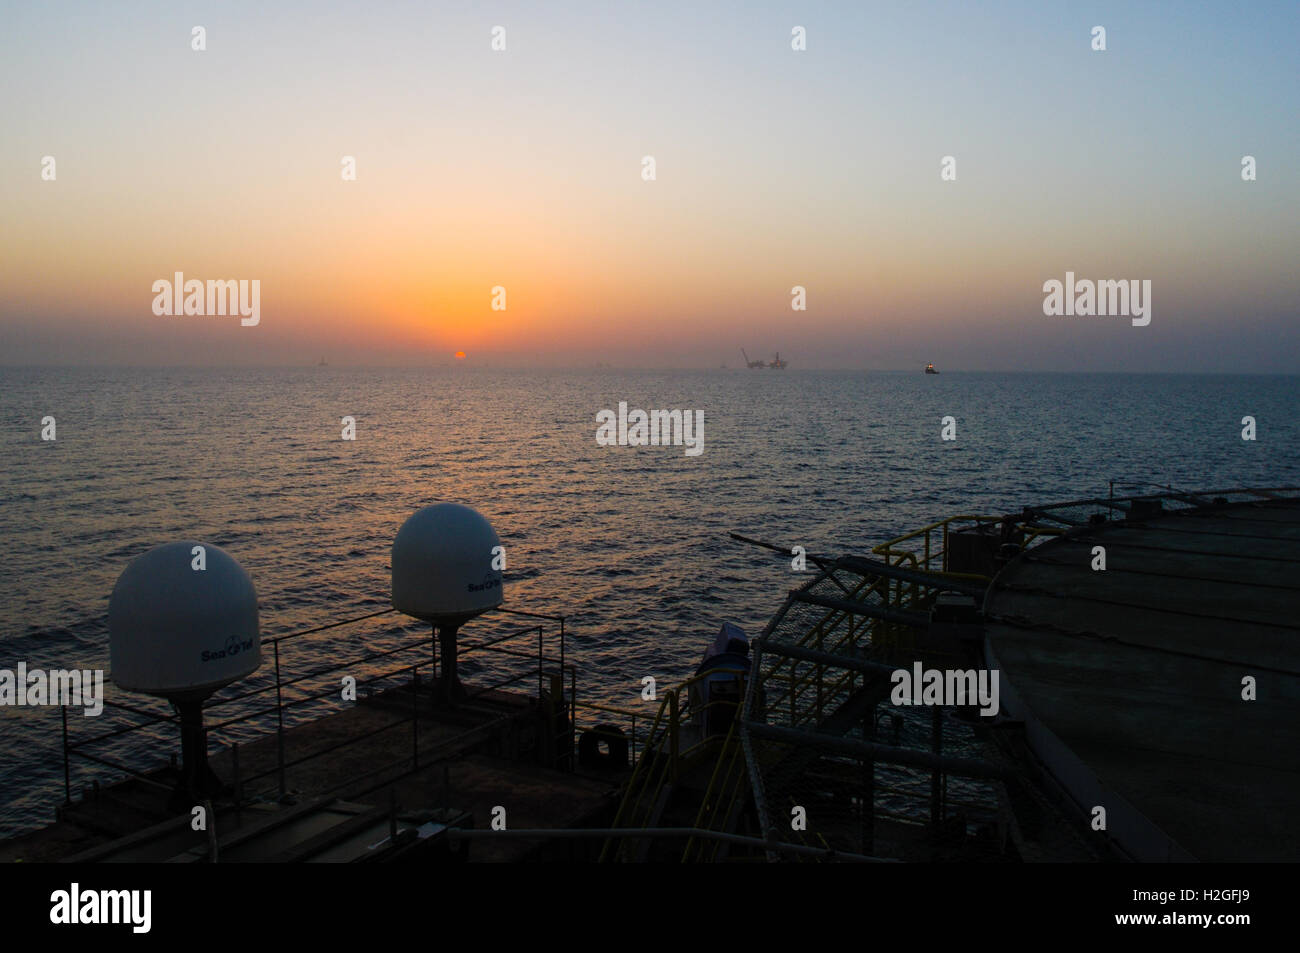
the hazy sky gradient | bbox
[2,0,1297,369]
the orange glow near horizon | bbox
[1,4,1297,371]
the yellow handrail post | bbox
[669,691,679,781]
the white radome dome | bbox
[392,503,504,623]
[109,541,261,700]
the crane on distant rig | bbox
[740,348,767,369]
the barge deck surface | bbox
[983,499,1300,862]
[0,684,618,863]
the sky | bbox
[1,0,1297,370]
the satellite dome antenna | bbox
[392,503,504,705]
[109,542,261,808]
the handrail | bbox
[598,666,749,861]
[684,715,747,861]
[58,603,569,809]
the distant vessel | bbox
[925,362,938,374]
[768,353,788,370]
[318,357,328,366]
[740,348,767,369]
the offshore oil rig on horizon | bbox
[741,348,787,369]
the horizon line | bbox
[3,363,1298,377]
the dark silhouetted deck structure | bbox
[984,497,1300,862]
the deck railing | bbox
[58,604,571,813]
[598,667,747,861]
